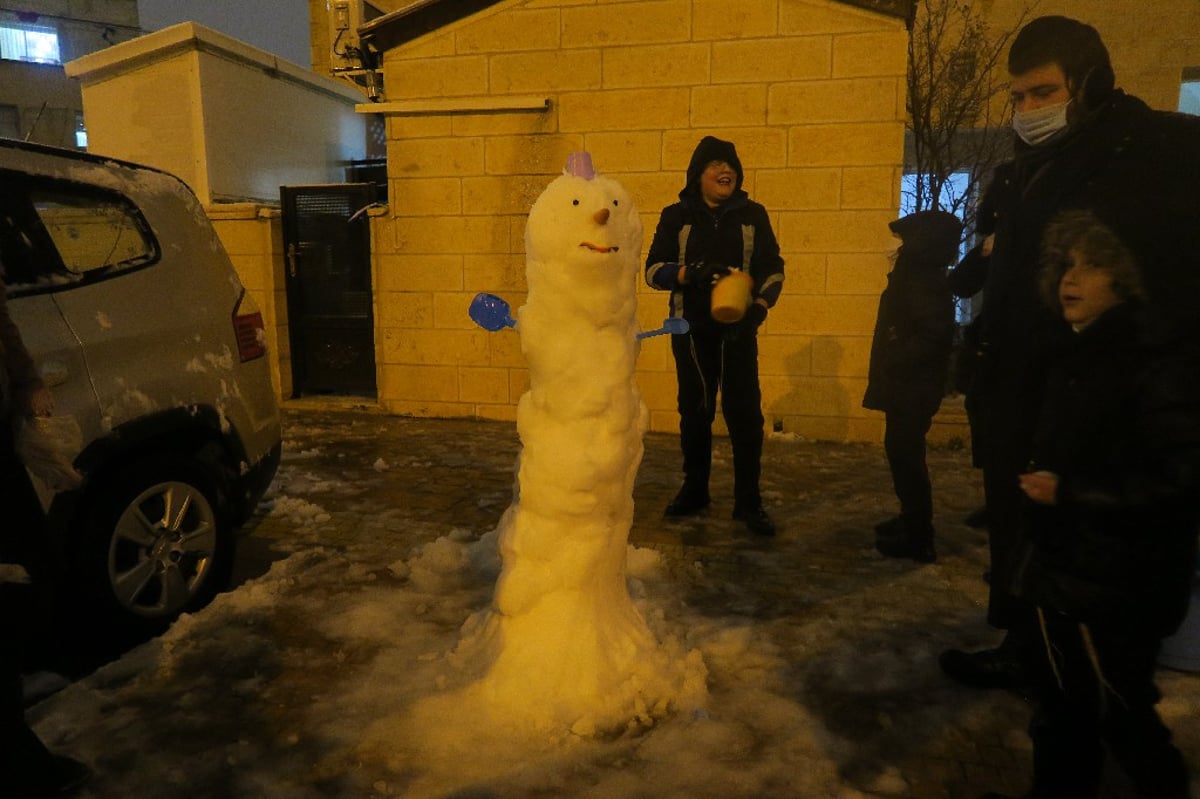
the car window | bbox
[32,187,155,275]
[1,176,159,297]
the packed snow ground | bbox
[27,409,1200,798]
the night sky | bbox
[137,0,312,67]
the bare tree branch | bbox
[905,0,1037,233]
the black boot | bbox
[964,506,990,528]
[733,505,775,536]
[665,485,710,517]
[873,515,905,539]
[12,753,93,798]
[939,634,1027,692]
[874,517,936,563]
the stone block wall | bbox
[208,205,291,401]
[371,0,915,442]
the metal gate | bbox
[280,184,377,398]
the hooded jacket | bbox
[862,211,960,417]
[1010,301,1200,637]
[644,136,784,327]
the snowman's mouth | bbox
[580,242,619,253]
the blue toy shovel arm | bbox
[637,317,690,339]
[469,293,516,332]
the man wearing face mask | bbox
[939,15,1200,694]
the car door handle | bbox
[40,360,70,387]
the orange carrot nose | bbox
[593,208,610,225]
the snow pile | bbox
[265,495,331,527]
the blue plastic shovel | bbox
[637,318,690,339]
[468,293,516,331]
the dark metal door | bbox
[280,184,377,398]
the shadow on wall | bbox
[769,336,852,442]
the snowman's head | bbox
[524,159,642,299]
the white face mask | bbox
[1012,99,1071,146]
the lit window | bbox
[74,112,87,149]
[1180,78,1200,116]
[0,23,61,65]
[899,172,973,323]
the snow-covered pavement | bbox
[27,404,1200,798]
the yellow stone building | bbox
[336,0,914,443]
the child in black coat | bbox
[864,210,962,563]
[995,210,1200,799]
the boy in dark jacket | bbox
[645,136,784,536]
[988,210,1199,799]
[864,210,961,563]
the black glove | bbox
[743,302,767,328]
[724,301,767,341]
[683,261,730,288]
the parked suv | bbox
[1,138,281,635]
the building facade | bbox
[347,0,915,443]
[0,0,139,147]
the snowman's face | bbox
[525,173,642,282]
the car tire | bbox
[79,455,234,634]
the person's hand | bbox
[682,261,729,288]
[724,300,767,340]
[742,301,767,328]
[30,387,54,417]
[1018,470,1058,505]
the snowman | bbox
[460,153,704,736]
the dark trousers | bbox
[671,324,764,510]
[1025,610,1190,798]
[1,607,54,779]
[978,384,1041,630]
[883,410,933,531]
[0,428,59,779]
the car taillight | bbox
[233,291,268,362]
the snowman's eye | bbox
[612,199,619,207]
[572,199,579,206]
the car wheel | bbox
[82,456,232,631]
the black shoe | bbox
[873,515,905,539]
[964,506,989,528]
[874,535,936,563]
[14,753,93,798]
[665,487,710,517]
[733,506,775,536]
[874,522,936,563]
[939,646,1024,691]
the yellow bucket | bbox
[710,270,753,323]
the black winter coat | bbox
[644,194,783,331]
[971,91,1200,475]
[862,249,955,418]
[1010,303,1200,638]
[645,136,784,331]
